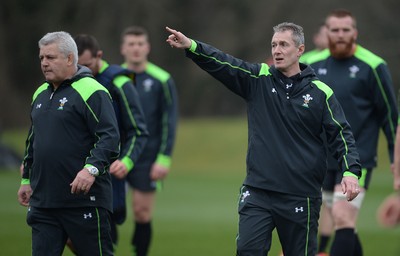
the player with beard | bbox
[305,9,398,256]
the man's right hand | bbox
[341,175,360,201]
[110,159,129,179]
[166,27,192,49]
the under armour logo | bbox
[83,213,92,219]
[240,191,250,202]
[36,103,42,109]
[295,207,304,213]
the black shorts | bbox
[126,166,162,192]
[322,167,372,192]
[26,206,113,256]
[236,185,321,256]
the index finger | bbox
[166,26,177,35]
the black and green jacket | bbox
[122,62,178,170]
[97,60,148,171]
[186,40,361,198]
[305,45,398,169]
[22,66,120,211]
[96,60,148,217]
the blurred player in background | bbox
[300,23,328,63]
[73,34,148,251]
[378,99,400,229]
[120,26,178,256]
[305,9,398,256]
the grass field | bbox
[1,117,400,255]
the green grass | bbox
[1,117,400,255]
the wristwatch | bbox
[86,166,99,177]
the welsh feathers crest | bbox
[302,94,313,108]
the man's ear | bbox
[298,44,305,57]
[96,50,103,59]
[67,53,75,65]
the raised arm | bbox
[165,26,262,100]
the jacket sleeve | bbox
[84,89,120,175]
[113,75,148,171]
[372,63,398,163]
[21,125,34,180]
[21,84,46,181]
[323,91,362,178]
[185,40,264,100]
[155,77,178,168]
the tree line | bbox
[1,0,399,128]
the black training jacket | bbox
[186,40,361,198]
[22,66,120,211]
[96,60,148,171]
[305,46,398,169]
[122,62,178,170]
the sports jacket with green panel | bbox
[22,65,120,212]
[305,46,398,169]
[96,60,148,171]
[121,62,178,170]
[185,40,361,198]
[96,60,148,220]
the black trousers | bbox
[27,206,113,256]
[236,186,321,256]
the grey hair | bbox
[273,22,305,47]
[38,31,78,66]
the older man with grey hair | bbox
[17,31,120,256]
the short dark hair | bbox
[74,34,100,57]
[326,9,357,28]
[121,26,149,42]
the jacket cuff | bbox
[121,156,134,172]
[343,171,359,179]
[189,39,197,52]
[155,154,171,168]
[21,178,30,185]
